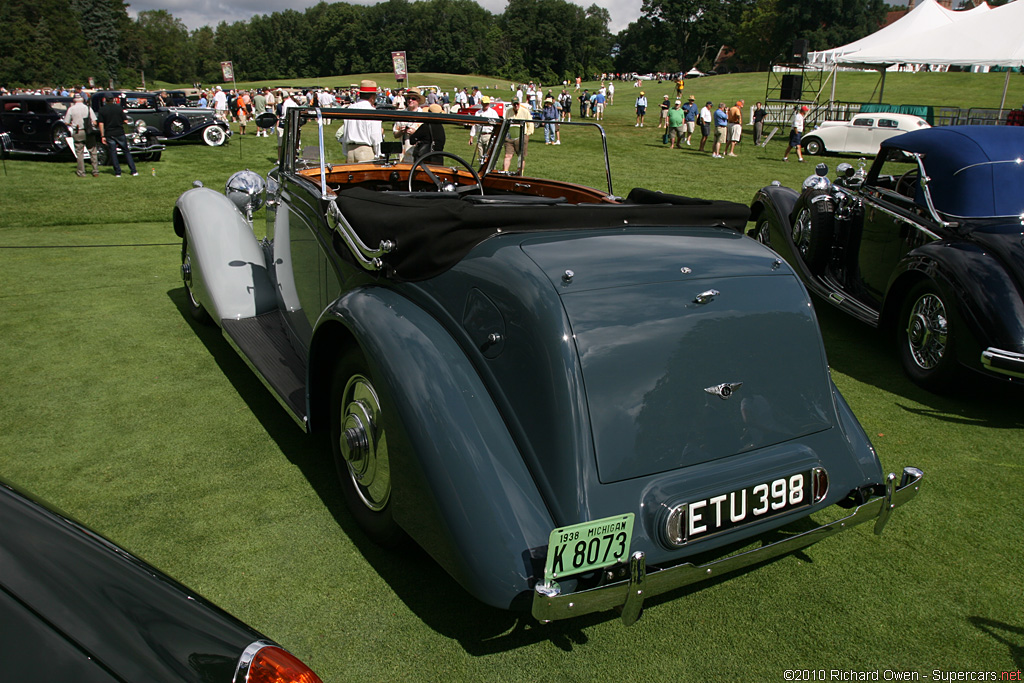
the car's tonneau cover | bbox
[335,186,750,281]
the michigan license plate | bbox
[543,513,634,582]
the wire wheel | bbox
[897,279,958,391]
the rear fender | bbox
[317,287,554,609]
[173,187,275,321]
[886,242,1024,356]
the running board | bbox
[221,312,308,430]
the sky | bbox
[127,0,642,36]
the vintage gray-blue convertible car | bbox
[749,125,1024,392]
[173,107,922,624]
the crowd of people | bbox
[6,77,817,173]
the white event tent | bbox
[806,0,1023,110]
[808,0,990,66]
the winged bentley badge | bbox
[705,382,743,399]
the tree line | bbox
[2,0,901,89]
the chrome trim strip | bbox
[234,639,276,683]
[981,347,1024,379]
[861,195,943,242]
[533,466,923,624]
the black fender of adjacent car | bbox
[0,477,322,682]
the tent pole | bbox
[879,67,887,103]
[999,69,1010,117]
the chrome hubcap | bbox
[757,220,772,248]
[906,293,947,370]
[339,375,390,511]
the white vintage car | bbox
[802,112,930,156]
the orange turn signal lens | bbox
[245,645,323,683]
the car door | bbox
[845,116,877,154]
[856,154,939,303]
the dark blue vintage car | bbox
[750,125,1024,392]
[173,107,922,624]
[0,477,322,682]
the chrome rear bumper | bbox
[532,466,923,625]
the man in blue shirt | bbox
[712,102,728,158]
[681,95,698,146]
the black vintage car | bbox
[0,94,164,164]
[0,477,322,682]
[749,125,1024,391]
[92,90,232,146]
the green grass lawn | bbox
[2,72,1022,680]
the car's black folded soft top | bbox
[335,186,750,281]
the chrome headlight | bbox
[802,174,831,191]
[225,170,266,217]
[135,119,147,133]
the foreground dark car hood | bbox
[0,480,260,682]
[520,228,834,483]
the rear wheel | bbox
[803,137,824,156]
[180,235,212,324]
[330,348,403,546]
[897,279,958,391]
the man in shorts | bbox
[681,95,698,146]
[698,101,713,152]
[783,105,808,162]
[726,99,744,156]
[711,102,727,158]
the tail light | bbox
[235,641,323,683]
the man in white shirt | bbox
[341,79,383,162]
[213,86,228,122]
[783,105,808,162]
[468,96,500,164]
[277,91,298,148]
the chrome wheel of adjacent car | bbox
[791,196,833,272]
[755,218,772,248]
[202,125,227,146]
[898,280,958,390]
[803,137,823,156]
[331,348,402,546]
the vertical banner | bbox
[221,61,234,82]
[391,51,407,82]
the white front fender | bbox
[174,187,276,321]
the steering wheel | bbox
[407,151,484,195]
[895,168,919,197]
